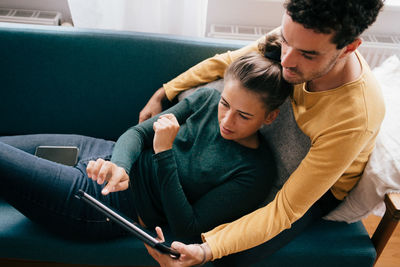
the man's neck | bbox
[307,52,362,92]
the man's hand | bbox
[153,114,180,154]
[145,227,211,267]
[86,159,129,195]
[139,87,167,123]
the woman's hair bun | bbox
[258,33,282,62]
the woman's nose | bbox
[222,111,235,127]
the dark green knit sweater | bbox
[111,88,277,238]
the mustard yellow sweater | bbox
[163,34,385,260]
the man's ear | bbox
[340,38,362,58]
[264,109,279,125]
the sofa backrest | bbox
[0,23,247,140]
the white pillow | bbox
[324,55,400,222]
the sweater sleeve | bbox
[153,150,271,238]
[110,118,155,174]
[163,29,283,101]
[111,89,214,174]
[202,129,374,260]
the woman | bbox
[0,47,291,241]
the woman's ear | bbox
[264,109,279,125]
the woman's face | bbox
[218,79,276,147]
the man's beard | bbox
[283,52,341,85]
[283,67,306,85]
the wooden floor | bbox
[362,214,400,267]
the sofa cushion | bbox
[0,198,156,266]
[253,219,375,267]
[0,23,247,141]
[0,198,375,266]
[0,24,376,267]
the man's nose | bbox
[281,46,297,69]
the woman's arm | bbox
[96,88,213,194]
[112,89,213,174]
[88,92,202,193]
[86,122,156,195]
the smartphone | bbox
[35,146,79,166]
[75,189,180,258]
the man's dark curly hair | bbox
[284,0,384,49]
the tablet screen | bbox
[75,189,180,258]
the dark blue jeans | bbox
[0,134,138,240]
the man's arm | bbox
[138,87,166,123]
[202,129,373,260]
[137,32,275,123]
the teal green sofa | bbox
[0,23,377,266]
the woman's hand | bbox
[153,114,180,154]
[145,227,212,267]
[86,158,129,195]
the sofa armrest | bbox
[371,192,400,262]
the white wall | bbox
[0,0,398,36]
[206,0,284,33]
[367,5,400,35]
[206,0,400,37]
[0,0,72,24]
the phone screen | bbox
[35,146,79,166]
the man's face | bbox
[280,13,344,85]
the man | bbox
[141,0,385,266]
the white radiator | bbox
[208,24,400,69]
[0,8,61,26]
[358,34,400,69]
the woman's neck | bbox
[235,133,260,149]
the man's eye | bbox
[239,114,250,120]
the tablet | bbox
[75,189,180,258]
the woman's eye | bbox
[302,53,314,60]
[220,101,228,107]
